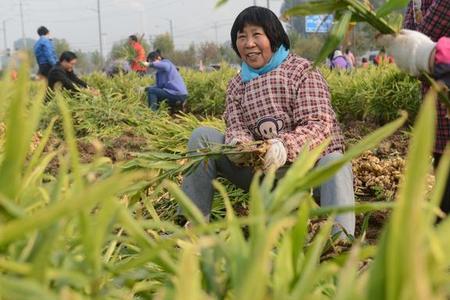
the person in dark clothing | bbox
[48,51,88,93]
[47,51,99,101]
[33,26,57,79]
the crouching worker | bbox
[47,51,99,97]
[181,6,355,237]
[144,50,188,112]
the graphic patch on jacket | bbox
[252,116,284,140]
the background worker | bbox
[128,35,147,76]
[33,26,57,79]
[48,51,99,97]
[144,50,188,112]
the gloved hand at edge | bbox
[376,29,436,76]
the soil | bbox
[42,130,149,175]
[342,121,411,201]
[103,131,149,162]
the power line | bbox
[214,22,218,44]
[174,19,233,36]
[176,21,232,37]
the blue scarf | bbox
[240,45,289,83]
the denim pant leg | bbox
[165,94,187,107]
[316,151,355,236]
[147,87,170,111]
[181,127,254,218]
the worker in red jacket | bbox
[128,35,147,76]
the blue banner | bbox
[305,15,333,33]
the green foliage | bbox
[151,33,174,56]
[90,50,104,71]
[170,44,197,67]
[323,65,421,124]
[1,56,449,300]
[39,64,420,136]
[181,64,237,115]
[41,72,154,140]
[198,42,220,65]
[52,38,71,57]
[172,63,421,124]
[288,29,327,60]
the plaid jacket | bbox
[224,54,344,162]
[404,0,450,154]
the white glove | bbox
[263,139,287,171]
[376,29,436,76]
[227,137,247,166]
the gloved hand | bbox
[227,138,248,166]
[263,139,287,171]
[376,29,436,76]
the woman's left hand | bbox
[376,29,436,76]
[263,139,287,171]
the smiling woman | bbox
[230,5,290,69]
[179,6,356,238]
[235,24,273,69]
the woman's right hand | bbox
[262,139,287,171]
[226,138,248,166]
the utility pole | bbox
[267,0,270,9]
[253,0,257,5]
[96,0,104,61]
[214,22,218,44]
[169,19,174,42]
[19,0,26,49]
[140,11,145,35]
[1,20,7,50]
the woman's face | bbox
[236,24,273,69]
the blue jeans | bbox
[147,87,187,111]
[181,127,356,236]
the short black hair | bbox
[37,26,49,36]
[147,49,162,62]
[230,6,290,57]
[59,51,77,63]
[129,35,138,42]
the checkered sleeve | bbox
[403,1,416,30]
[278,69,335,162]
[416,0,450,41]
[434,37,450,152]
[224,78,254,144]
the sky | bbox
[0,0,284,56]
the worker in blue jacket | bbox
[33,26,57,79]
